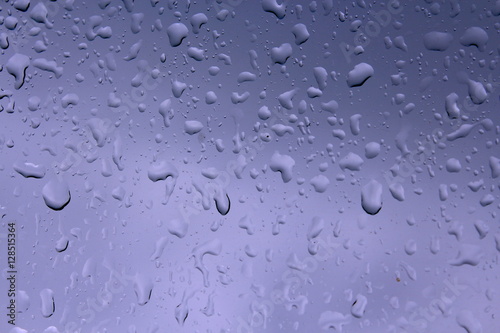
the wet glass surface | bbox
[0,1,499,332]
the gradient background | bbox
[1,0,499,332]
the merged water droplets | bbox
[39,289,55,318]
[192,239,222,288]
[147,159,178,205]
[133,273,153,306]
[361,180,383,215]
[13,161,46,178]
[166,23,188,47]
[423,31,454,51]
[6,53,30,89]
[41,178,71,211]
[346,62,374,87]
[269,151,295,183]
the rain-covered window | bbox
[1,0,499,332]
